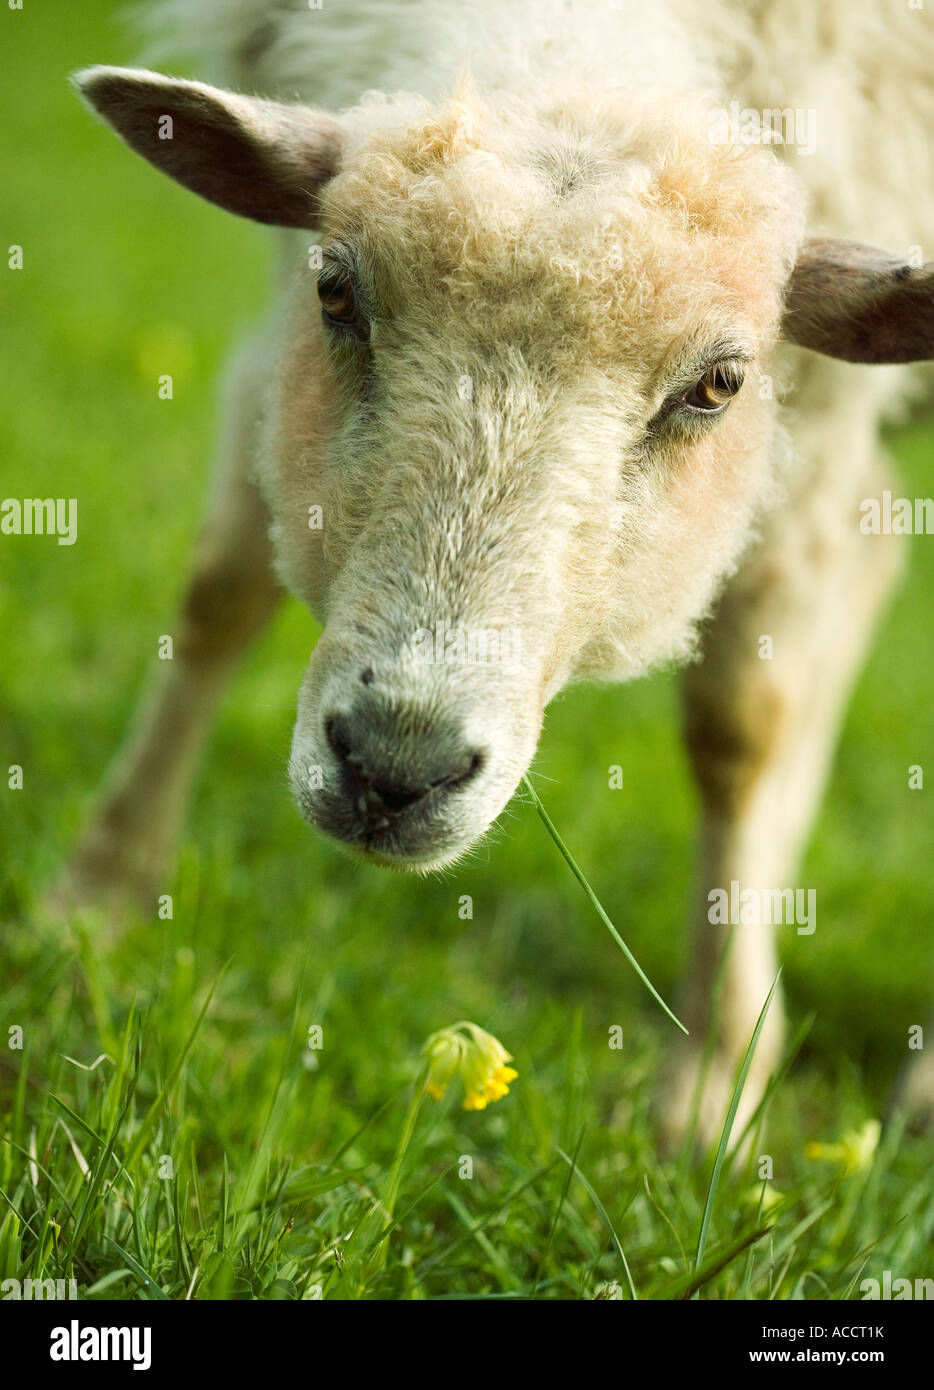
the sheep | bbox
[67,0,934,1143]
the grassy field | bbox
[1,2,933,1300]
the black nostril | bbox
[433,749,485,790]
[461,751,484,784]
[369,781,429,813]
[325,714,353,763]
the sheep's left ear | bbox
[781,238,934,364]
[72,66,343,228]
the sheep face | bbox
[271,92,806,868]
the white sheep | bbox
[68,0,934,1141]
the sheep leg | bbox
[659,457,903,1150]
[61,334,283,916]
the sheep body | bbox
[66,1,934,1135]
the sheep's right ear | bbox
[72,66,342,228]
[781,238,934,364]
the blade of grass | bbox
[125,967,226,1170]
[531,1128,584,1296]
[444,1188,517,1293]
[522,776,687,1034]
[104,1236,170,1300]
[727,1012,815,1166]
[366,1162,457,1257]
[694,968,782,1272]
[414,1162,558,1280]
[556,1146,638,1300]
[668,1224,772,1300]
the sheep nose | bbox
[324,708,484,817]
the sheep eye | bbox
[318,273,369,340]
[683,361,746,412]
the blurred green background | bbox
[1,0,932,1299]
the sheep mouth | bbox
[291,767,476,871]
[317,809,468,872]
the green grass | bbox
[2,1,933,1300]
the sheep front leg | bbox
[659,462,904,1150]
[62,336,283,916]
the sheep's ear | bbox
[781,238,934,364]
[72,66,342,228]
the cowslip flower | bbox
[804,1119,881,1175]
[422,1022,517,1111]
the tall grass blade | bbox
[522,776,687,1033]
[694,969,782,1271]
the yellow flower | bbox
[422,1022,518,1111]
[804,1119,881,1175]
